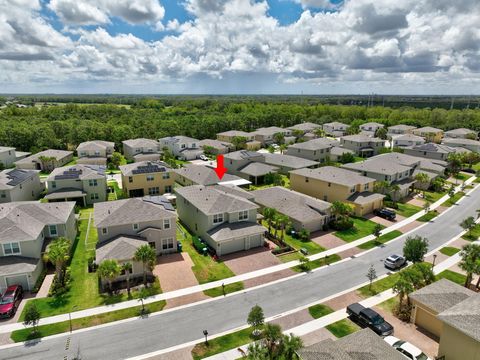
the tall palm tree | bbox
[276,214,290,242]
[122,262,133,296]
[281,333,303,360]
[415,172,430,198]
[43,237,71,286]
[98,259,121,294]
[134,244,156,286]
[263,207,277,235]
[331,201,352,221]
[459,244,480,288]
[262,323,283,357]
[313,127,326,138]
[393,274,414,307]
[279,143,287,154]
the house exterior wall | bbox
[388,127,415,135]
[122,171,175,197]
[323,124,348,136]
[76,157,107,166]
[123,143,160,161]
[159,138,201,159]
[403,148,450,161]
[0,259,43,293]
[216,134,254,143]
[412,130,443,143]
[411,302,443,338]
[345,168,413,184]
[0,174,44,204]
[437,323,480,360]
[339,139,385,156]
[393,138,425,148]
[99,260,145,286]
[16,153,74,171]
[46,177,107,205]
[0,149,16,168]
[285,147,331,163]
[360,124,383,133]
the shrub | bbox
[394,302,413,322]
[331,218,354,231]
[49,269,71,297]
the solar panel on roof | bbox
[5,169,33,186]
[142,196,175,211]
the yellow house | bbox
[413,126,444,143]
[119,161,175,197]
[289,166,384,216]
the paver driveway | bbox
[366,214,406,227]
[311,232,346,249]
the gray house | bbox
[442,138,480,153]
[0,147,17,169]
[252,186,332,232]
[392,134,426,148]
[45,165,107,206]
[251,127,291,146]
[76,140,115,166]
[340,134,386,157]
[158,136,203,160]
[286,138,338,163]
[198,139,233,154]
[175,185,265,256]
[404,143,458,161]
[287,122,321,135]
[174,164,245,186]
[322,122,349,137]
[359,122,384,136]
[444,128,477,139]
[387,124,417,135]
[94,196,177,285]
[262,153,319,174]
[122,138,161,162]
[0,169,44,203]
[14,149,74,172]
[0,201,76,292]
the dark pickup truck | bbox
[346,303,394,336]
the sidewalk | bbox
[1,179,476,335]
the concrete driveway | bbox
[366,214,406,227]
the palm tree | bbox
[98,259,121,294]
[122,262,133,296]
[460,216,476,237]
[414,172,430,197]
[276,214,290,242]
[459,244,480,288]
[263,207,277,235]
[279,143,287,154]
[43,237,71,286]
[393,273,414,307]
[374,180,390,194]
[281,333,303,359]
[331,201,352,221]
[389,183,401,203]
[262,323,283,356]
[134,244,157,286]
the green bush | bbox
[331,218,354,231]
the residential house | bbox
[0,201,76,292]
[224,150,266,175]
[158,136,203,160]
[175,185,265,256]
[387,124,417,135]
[297,328,405,360]
[329,146,356,162]
[442,138,480,153]
[174,164,246,187]
[120,161,174,197]
[409,279,480,360]
[0,169,44,203]
[262,153,319,174]
[45,164,107,206]
[0,147,17,168]
[14,149,74,172]
[251,126,291,146]
[76,140,115,166]
[198,139,233,155]
[94,196,177,285]
[359,122,384,136]
[322,121,350,137]
[290,166,384,216]
[412,127,444,143]
[287,122,321,135]
[122,138,161,162]
[216,130,260,150]
[444,128,477,139]
[252,186,332,232]
[392,134,426,148]
[285,138,338,163]
[404,143,458,161]
[340,134,386,157]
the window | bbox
[94,151,100,156]
[89,179,98,187]
[102,228,108,235]
[364,184,369,191]
[350,187,355,193]
[0,191,5,198]
[51,181,56,189]
[148,187,160,195]
[328,182,331,187]
[128,176,133,183]
[146,175,154,181]
[239,210,248,221]
[133,223,139,230]
[323,195,328,201]
[149,241,156,249]
[80,152,87,157]
[49,225,58,236]
[181,144,186,149]
[213,213,223,224]
[164,185,172,193]
[162,238,174,250]
[3,243,20,256]
[162,172,170,180]
[163,219,171,229]
[90,193,99,200]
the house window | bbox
[164,185,172,193]
[162,238,174,250]
[90,193,99,200]
[128,176,133,183]
[149,241,156,249]
[51,181,56,189]
[163,219,171,229]
[162,172,170,180]
[181,144,186,149]
[102,228,108,235]
[3,243,20,256]
[350,187,355,193]
[0,191,5,198]
[213,213,223,224]
[323,195,328,201]
[146,175,154,181]
[239,210,248,221]
[364,184,369,191]
[328,182,331,187]
[133,223,139,230]
[49,225,58,236]
[148,187,160,195]
[89,179,98,186]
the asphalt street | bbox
[1,185,479,360]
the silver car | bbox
[384,254,406,270]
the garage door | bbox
[414,306,442,337]
[220,238,246,256]
[6,275,29,291]
[249,235,263,249]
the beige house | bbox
[76,140,115,166]
[340,134,386,157]
[359,122,384,136]
[444,128,477,139]
[290,166,383,216]
[0,169,44,203]
[262,153,319,174]
[322,122,349,137]
[251,126,291,146]
[387,124,417,135]
[15,149,74,172]
[198,139,233,154]
[120,161,174,197]
[286,138,338,163]
[45,164,107,206]
[122,138,161,162]
[412,127,444,143]
[0,201,76,292]
[287,122,321,135]
[175,185,265,256]
[94,196,177,285]
[216,130,261,150]
[0,147,17,169]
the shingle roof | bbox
[330,146,355,156]
[252,126,287,136]
[409,278,475,314]
[159,135,199,143]
[437,293,480,342]
[0,256,39,276]
[287,138,337,151]
[207,221,265,243]
[76,140,114,151]
[341,134,385,143]
[443,138,480,146]
[360,122,384,128]
[444,128,476,136]
[387,124,417,131]
[47,164,106,181]
[224,150,264,161]
[94,196,176,228]
[342,157,413,176]
[290,166,375,187]
[239,162,278,177]
[252,186,331,223]
[323,121,349,128]
[348,191,385,205]
[263,153,319,169]
[14,149,73,165]
[211,185,254,200]
[122,138,159,148]
[174,164,241,185]
[44,188,86,200]
[175,185,258,215]
[198,139,233,150]
[410,143,455,153]
[414,126,443,133]
[393,134,425,142]
[0,169,38,190]
[0,202,75,243]
[96,235,148,262]
[119,160,171,177]
[216,130,251,137]
[288,122,321,132]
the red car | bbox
[0,285,23,318]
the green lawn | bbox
[453,173,471,182]
[377,297,399,313]
[358,230,403,250]
[394,203,422,218]
[358,273,401,298]
[107,180,124,201]
[439,247,461,256]
[423,190,447,203]
[308,304,334,319]
[203,282,244,297]
[12,300,166,342]
[335,217,384,243]
[441,192,465,207]
[292,254,341,272]
[417,210,439,222]
[191,327,254,360]
[436,270,467,285]
[249,174,290,190]
[326,319,360,338]
[277,251,303,263]
[177,223,236,284]
[462,224,480,241]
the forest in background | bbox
[1,95,480,153]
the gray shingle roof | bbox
[96,235,148,262]
[360,122,384,128]
[14,149,73,165]
[290,166,375,187]
[252,186,331,223]
[47,164,106,181]
[216,130,251,137]
[76,140,114,151]
[0,169,38,190]
[387,124,417,131]
[288,122,321,132]
[0,256,39,276]
[342,157,412,176]
[411,143,455,154]
[409,278,475,314]
[119,160,171,177]
[122,138,159,148]
[0,146,15,152]
[239,162,278,177]
[330,146,355,156]
[174,164,241,185]
[198,139,233,150]
[263,153,319,169]
[207,221,265,243]
[211,185,254,200]
[94,196,176,228]
[224,150,264,161]
[444,128,476,136]
[160,135,199,143]
[175,185,259,215]
[252,126,287,136]
[0,202,75,243]
[347,191,385,205]
[414,126,443,133]
[443,138,480,146]
[323,121,349,128]
[341,134,386,143]
[393,134,425,142]
[44,188,86,200]
[288,138,337,151]
[437,293,480,342]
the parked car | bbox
[346,303,394,336]
[384,254,406,270]
[0,285,23,318]
[384,336,432,360]
[374,208,396,220]
[199,155,209,161]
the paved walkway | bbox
[0,178,475,336]
[35,274,55,298]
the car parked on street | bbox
[384,254,406,270]
[384,336,432,360]
[346,303,394,336]
[0,285,23,318]
[374,208,396,220]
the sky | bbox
[1,0,480,94]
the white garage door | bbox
[220,238,246,256]
[6,275,29,291]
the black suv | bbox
[374,208,396,221]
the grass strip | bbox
[441,192,465,207]
[326,319,360,338]
[191,327,254,360]
[358,230,403,250]
[439,247,460,256]
[417,210,438,222]
[308,304,334,319]
[203,282,244,297]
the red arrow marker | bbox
[214,154,227,180]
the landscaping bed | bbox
[441,191,465,207]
